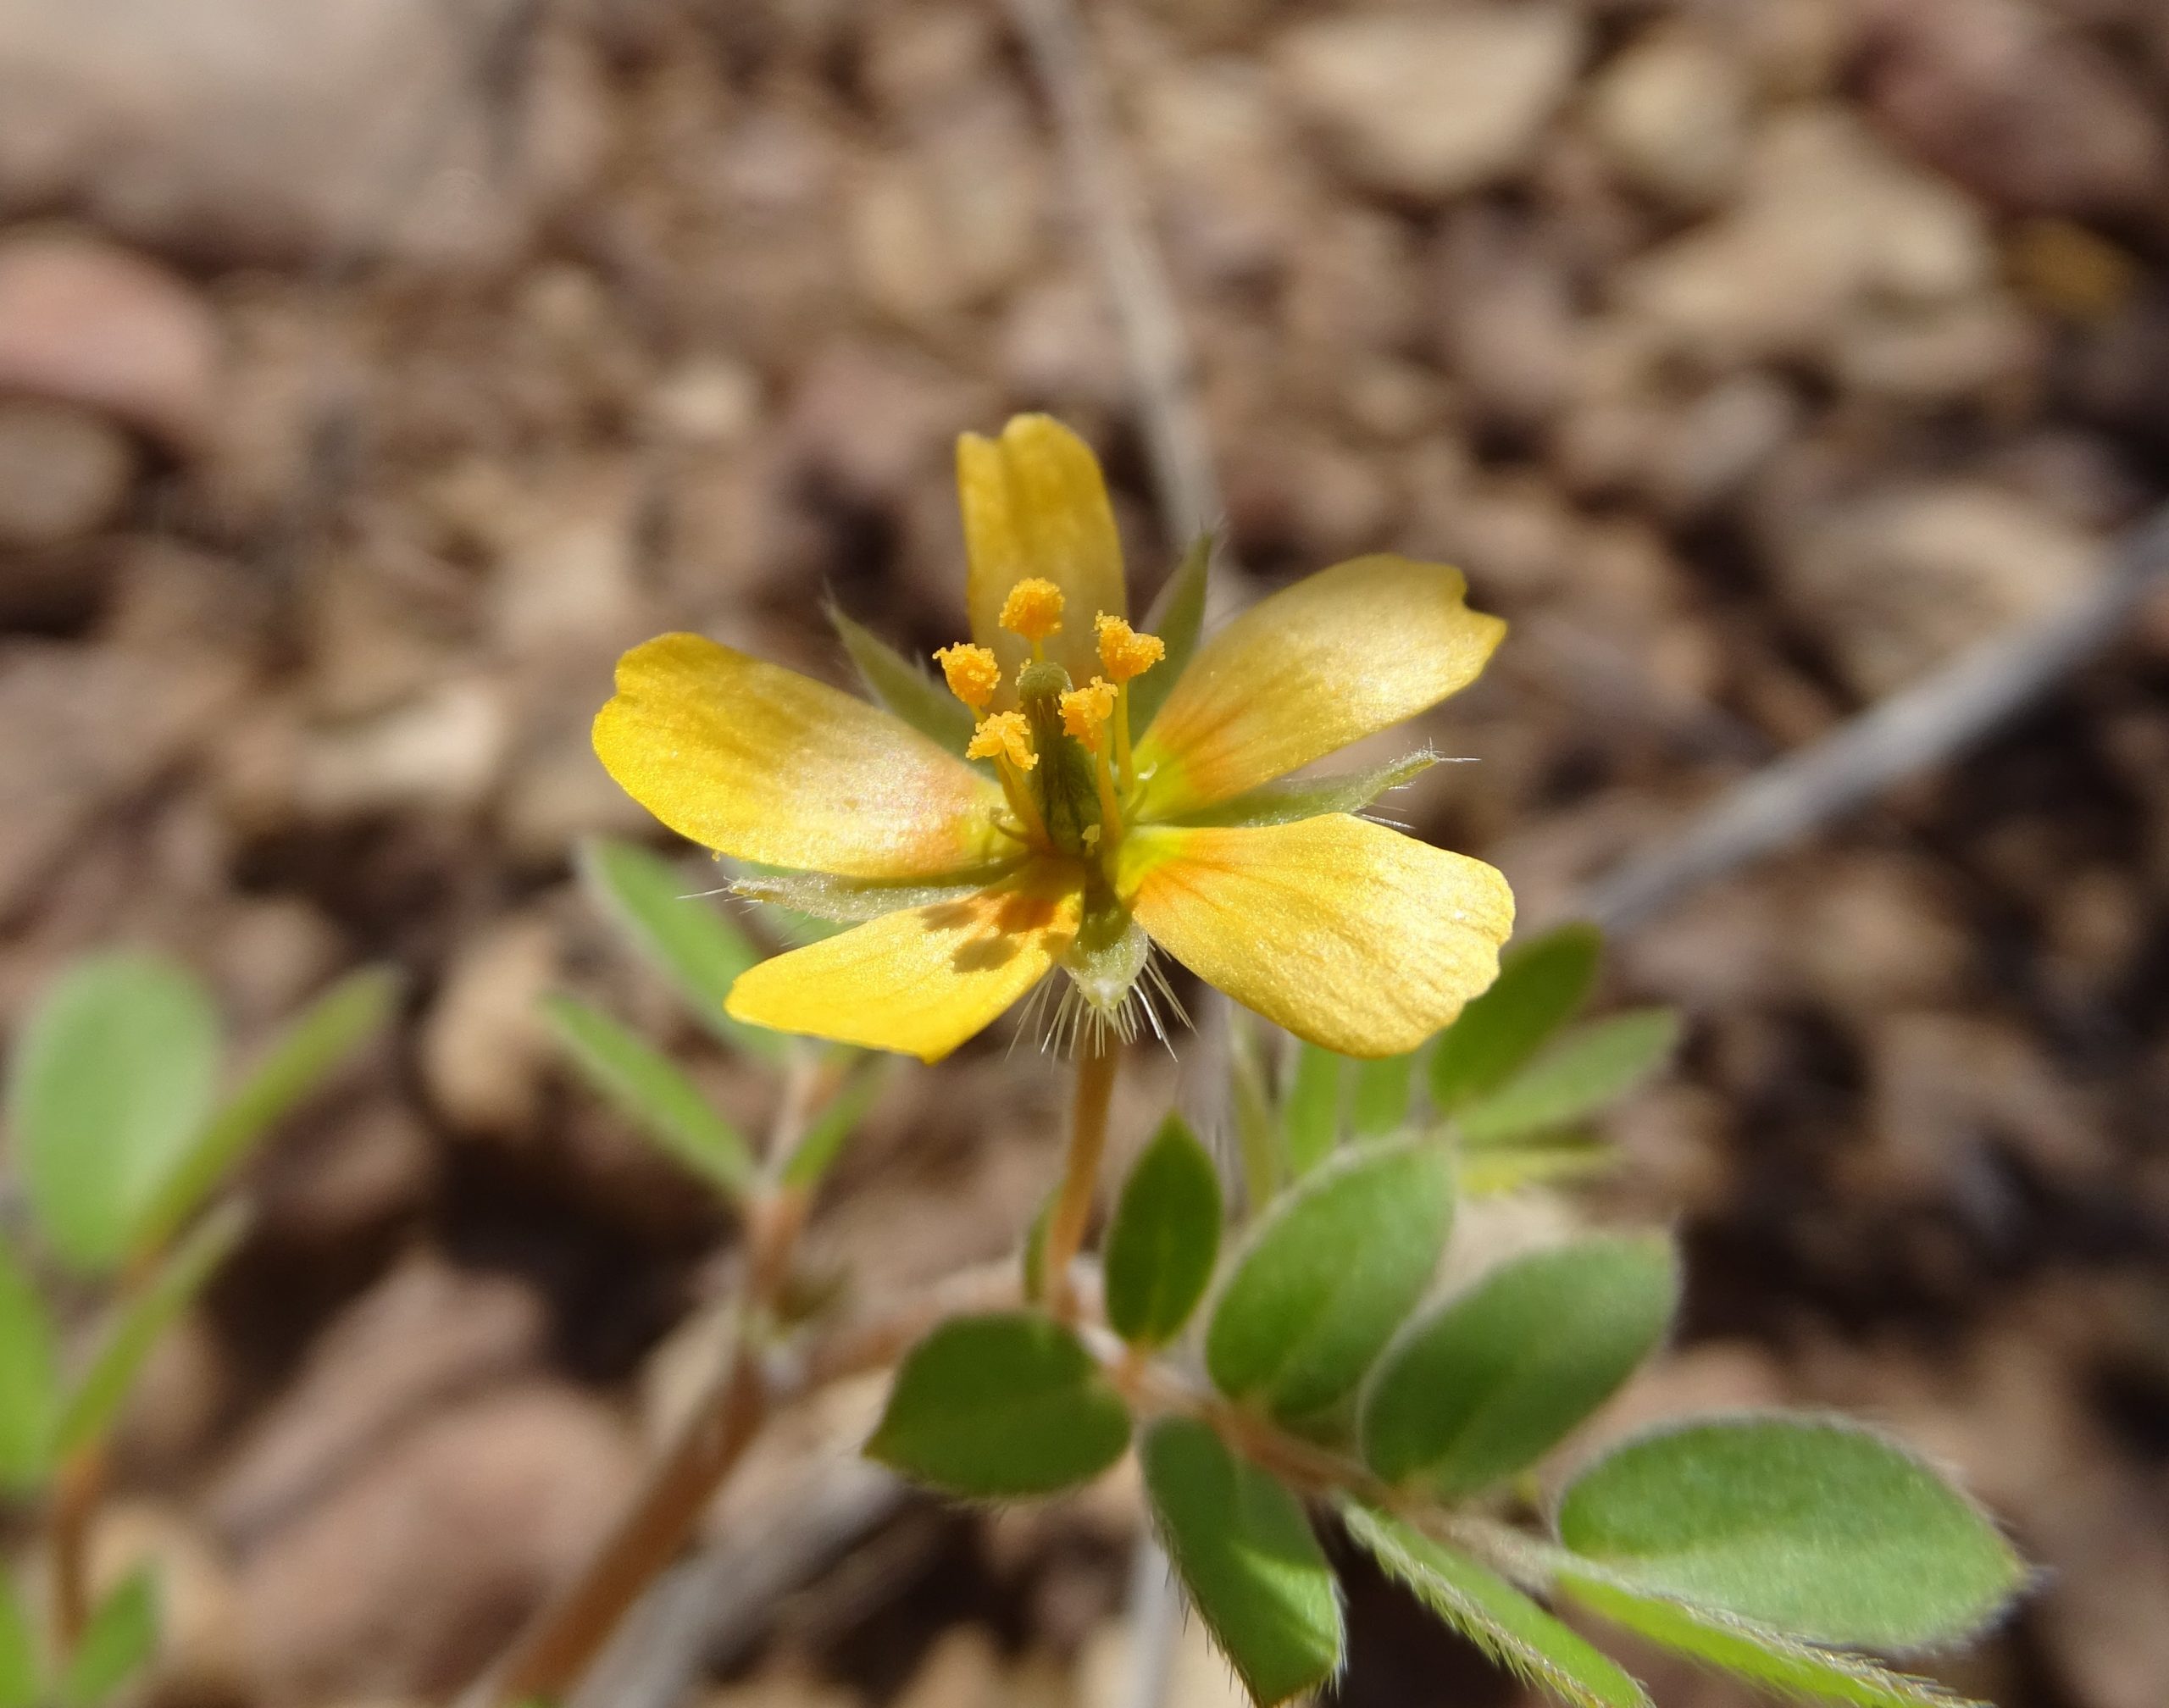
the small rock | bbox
[1829,293,2044,406]
[646,357,763,449]
[0,230,219,449]
[1585,24,1753,209]
[890,1628,1007,1708]
[292,679,513,823]
[419,914,560,1134]
[0,398,135,546]
[478,463,649,656]
[236,1383,636,1702]
[1434,207,1582,431]
[1642,373,1801,518]
[1274,7,1585,201]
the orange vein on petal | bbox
[1119,815,1514,1057]
[1134,555,1506,820]
[725,866,1084,1062]
[593,632,1010,880]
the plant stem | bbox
[48,1443,104,1652]
[1044,1035,1119,1319]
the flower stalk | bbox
[1043,1034,1119,1320]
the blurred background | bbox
[3,0,2168,1705]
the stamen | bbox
[1060,678,1124,845]
[933,642,1001,710]
[1000,578,1065,654]
[967,710,1036,771]
[1094,614,1164,684]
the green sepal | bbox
[0,1235,58,1494]
[135,966,397,1255]
[576,838,783,1060]
[1361,1234,1678,1496]
[828,604,979,759]
[539,994,754,1200]
[730,868,1014,928]
[59,1567,158,1708]
[8,951,222,1275]
[1430,923,1603,1112]
[1140,1417,1342,1706]
[1558,1575,1983,1708]
[868,1312,1130,1498]
[1059,898,1151,1024]
[1167,751,1440,831]
[1206,1140,1453,1423]
[1103,1113,1222,1349]
[1456,1011,1680,1144]
[1129,532,1212,738]
[1555,1414,2026,1650]
[1341,1506,1650,1708]
[54,1203,250,1458]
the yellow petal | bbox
[1134,556,1506,819]
[595,633,1009,879]
[726,863,1084,1062]
[1121,816,1513,1057]
[959,414,1126,693]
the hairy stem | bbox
[1044,1035,1119,1319]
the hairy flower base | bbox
[594,413,1517,1062]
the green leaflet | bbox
[868,1313,1129,1498]
[828,604,979,758]
[1456,1132,1615,1198]
[1456,1011,1680,1145]
[1559,1575,1983,1708]
[1556,1415,2026,1650]
[59,1568,158,1708]
[1206,1140,1453,1422]
[1349,1050,1418,1140]
[1103,1113,1222,1349]
[136,966,398,1252]
[0,1236,57,1494]
[1430,922,1603,1111]
[1141,1418,1342,1707]
[1129,532,1212,738]
[1342,1506,1650,1708]
[8,952,222,1274]
[0,1571,36,1708]
[1281,1041,1344,1178]
[540,994,754,1200]
[1166,751,1440,831]
[1361,1234,1678,1496]
[54,1203,250,1458]
[577,838,782,1059]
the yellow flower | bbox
[593,413,1514,1063]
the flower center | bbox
[936,585,1163,869]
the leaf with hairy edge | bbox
[1559,1575,1983,1708]
[0,1237,57,1494]
[540,995,754,1199]
[829,605,979,758]
[8,952,222,1274]
[1129,533,1212,737]
[1456,1011,1680,1145]
[53,1204,250,1458]
[1362,1235,1678,1496]
[59,1569,157,1708]
[136,967,397,1252]
[1168,751,1441,830]
[1556,1416,2025,1650]
[1207,1140,1453,1422]
[1142,1418,1342,1706]
[1342,1507,1650,1708]
[868,1313,1129,1498]
[1430,923,1603,1112]
[1104,1113,1223,1349]
[578,838,783,1059]
[0,1565,37,1708]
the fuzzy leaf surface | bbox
[1343,1507,1649,1708]
[1430,923,1602,1110]
[1104,1113,1222,1349]
[868,1313,1129,1498]
[1556,1415,2024,1650]
[1207,1140,1452,1422]
[1362,1234,1678,1495]
[541,995,753,1198]
[1456,1011,1679,1144]
[1142,1417,1342,1706]
[8,952,221,1273]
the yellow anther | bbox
[1095,613,1165,684]
[933,642,1001,710]
[968,710,1037,771]
[999,578,1066,642]
[1060,677,1118,746]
